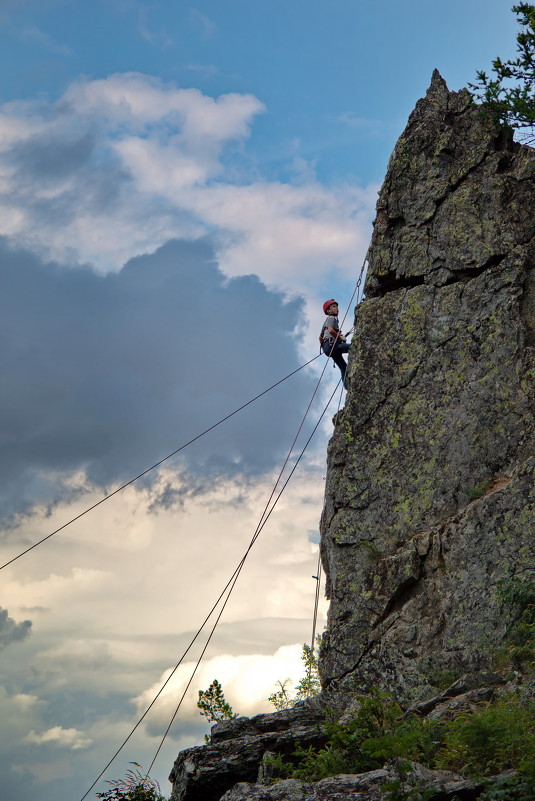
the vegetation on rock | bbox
[96,763,166,801]
[469,3,535,141]
[495,578,535,673]
[479,769,535,800]
[265,690,535,786]
[268,642,321,710]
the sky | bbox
[0,1,520,799]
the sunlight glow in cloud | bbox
[133,643,307,729]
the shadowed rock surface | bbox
[169,71,535,801]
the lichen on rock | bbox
[320,70,535,700]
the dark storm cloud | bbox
[0,236,318,523]
[0,607,32,647]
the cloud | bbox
[0,70,346,801]
[23,725,92,750]
[0,607,32,647]
[0,466,328,799]
[136,7,173,49]
[0,234,323,524]
[190,9,216,40]
[0,74,266,270]
[337,111,381,130]
[60,73,263,141]
[0,73,375,301]
[133,644,307,736]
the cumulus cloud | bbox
[0,607,31,647]
[23,725,92,750]
[0,465,328,799]
[133,644,307,736]
[0,72,375,296]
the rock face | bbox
[169,704,326,801]
[320,70,535,699]
[169,72,535,800]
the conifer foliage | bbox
[197,679,238,723]
[469,4,535,141]
[268,643,321,710]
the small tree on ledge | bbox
[268,641,321,711]
[197,679,238,723]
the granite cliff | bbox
[169,72,534,801]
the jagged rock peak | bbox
[367,70,530,298]
[416,69,460,117]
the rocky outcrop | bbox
[169,704,326,801]
[320,70,535,700]
[168,671,522,800]
[169,72,535,800]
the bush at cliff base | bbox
[266,690,535,785]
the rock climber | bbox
[320,299,350,388]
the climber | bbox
[320,299,350,388]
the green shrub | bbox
[268,640,322,711]
[363,715,447,767]
[435,694,535,776]
[427,667,465,692]
[496,578,535,673]
[197,679,238,723]
[267,690,535,786]
[480,763,535,800]
[266,689,405,781]
[468,3,535,142]
[466,480,494,501]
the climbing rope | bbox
[0,355,321,572]
[80,261,369,795]
[308,256,368,678]
[144,261,369,775]
[307,532,324,691]
[79,379,342,801]
[310,550,323,655]
[146,379,343,775]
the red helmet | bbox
[323,299,337,314]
